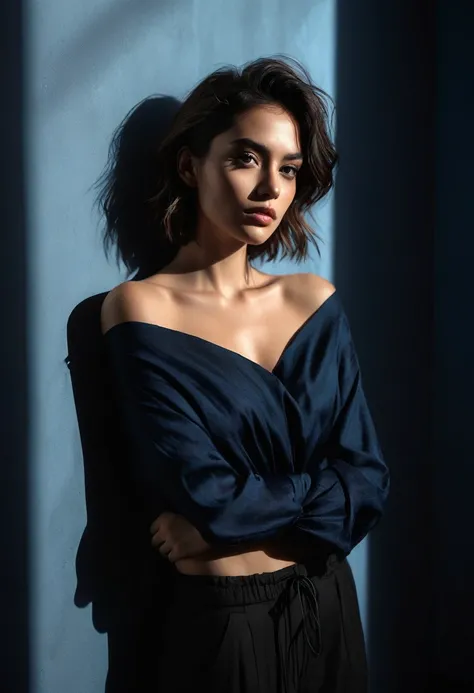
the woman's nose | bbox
[256,169,280,199]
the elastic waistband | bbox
[172,554,343,608]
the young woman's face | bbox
[190,104,303,247]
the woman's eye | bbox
[233,154,299,177]
[237,152,256,165]
[281,166,299,178]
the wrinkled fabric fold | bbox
[104,290,389,555]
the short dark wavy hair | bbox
[97,56,338,277]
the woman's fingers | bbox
[157,537,173,559]
[151,530,177,561]
[150,510,177,536]
[150,518,161,535]
[151,530,164,549]
[150,512,208,562]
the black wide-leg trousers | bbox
[156,554,367,693]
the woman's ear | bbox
[177,147,198,187]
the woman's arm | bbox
[109,353,310,545]
[102,286,312,547]
[276,331,389,559]
[148,351,388,564]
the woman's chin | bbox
[238,224,275,246]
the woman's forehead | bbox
[213,105,301,152]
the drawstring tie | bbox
[270,573,321,692]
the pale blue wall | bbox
[26,2,347,692]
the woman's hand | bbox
[150,511,212,563]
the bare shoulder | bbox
[281,272,336,313]
[100,280,170,335]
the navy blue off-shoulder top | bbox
[104,291,389,557]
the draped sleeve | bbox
[104,323,311,546]
[289,308,390,557]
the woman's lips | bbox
[243,211,275,227]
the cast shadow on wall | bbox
[65,95,181,693]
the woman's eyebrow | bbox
[229,137,303,162]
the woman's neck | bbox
[161,240,257,299]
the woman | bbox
[98,57,389,692]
